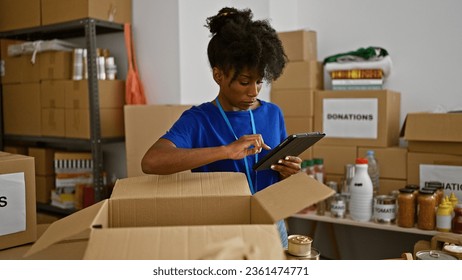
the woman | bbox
[141,7,302,248]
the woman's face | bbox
[215,67,263,111]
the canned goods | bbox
[285,248,320,260]
[287,235,312,257]
[373,195,396,224]
[415,250,457,260]
[330,194,346,218]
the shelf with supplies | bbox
[291,211,438,236]
[0,18,125,206]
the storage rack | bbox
[0,18,125,206]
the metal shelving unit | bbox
[0,18,124,204]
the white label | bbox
[374,204,396,220]
[0,172,26,236]
[420,164,462,201]
[323,98,378,138]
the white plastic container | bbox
[349,158,374,222]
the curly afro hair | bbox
[205,7,287,83]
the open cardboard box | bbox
[25,172,334,260]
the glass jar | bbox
[452,203,462,234]
[397,188,416,228]
[417,188,437,230]
[424,181,444,205]
[330,194,346,218]
[373,195,396,224]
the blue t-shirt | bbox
[161,100,287,193]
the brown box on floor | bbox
[0,153,37,250]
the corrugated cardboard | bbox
[39,51,73,80]
[124,105,192,177]
[25,172,335,259]
[41,0,132,25]
[63,80,125,138]
[27,147,55,176]
[407,152,462,185]
[272,61,323,90]
[402,112,462,155]
[0,153,37,250]
[2,55,40,84]
[357,147,407,180]
[313,145,357,175]
[379,179,407,196]
[0,0,41,32]
[2,146,28,155]
[314,90,401,147]
[271,89,314,117]
[65,108,124,139]
[41,108,66,137]
[35,175,54,204]
[277,30,317,62]
[3,83,42,136]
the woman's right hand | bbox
[225,134,271,160]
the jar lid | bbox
[425,181,444,189]
[419,188,435,195]
[405,184,420,190]
[399,188,414,194]
[416,250,457,260]
[355,157,368,164]
[288,235,312,245]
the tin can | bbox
[287,235,312,257]
[415,250,457,260]
[373,195,396,224]
[330,194,346,218]
[285,248,320,260]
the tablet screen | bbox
[253,132,325,171]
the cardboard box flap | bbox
[24,200,107,257]
[111,172,251,199]
[251,172,335,224]
[402,112,462,142]
[83,225,284,260]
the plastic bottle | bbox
[436,200,452,232]
[452,204,462,234]
[365,150,380,196]
[349,158,374,222]
[313,158,325,184]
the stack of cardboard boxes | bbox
[313,90,407,195]
[271,30,324,160]
[402,112,462,201]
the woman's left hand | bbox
[271,156,302,180]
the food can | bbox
[373,195,396,224]
[415,250,457,260]
[443,244,462,260]
[287,235,312,257]
[285,248,320,260]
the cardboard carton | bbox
[271,89,314,117]
[314,90,401,147]
[124,105,192,177]
[357,147,407,180]
[0,153,37,250]
[313,145,357,175]
[41,0,132,25]
[0,0,41,32]
[3,83,42,136]
[277,30,317,62]
[25,172,334,259]
[402,112,462,155]
[272,61,323,90]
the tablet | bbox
[253,132,325,171]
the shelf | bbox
[4,135,124,150]
[0,18,123,40]
[291,211,439,236]
[36,202,76,217]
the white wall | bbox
[296,0,462,124]
[134,0,462,125]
